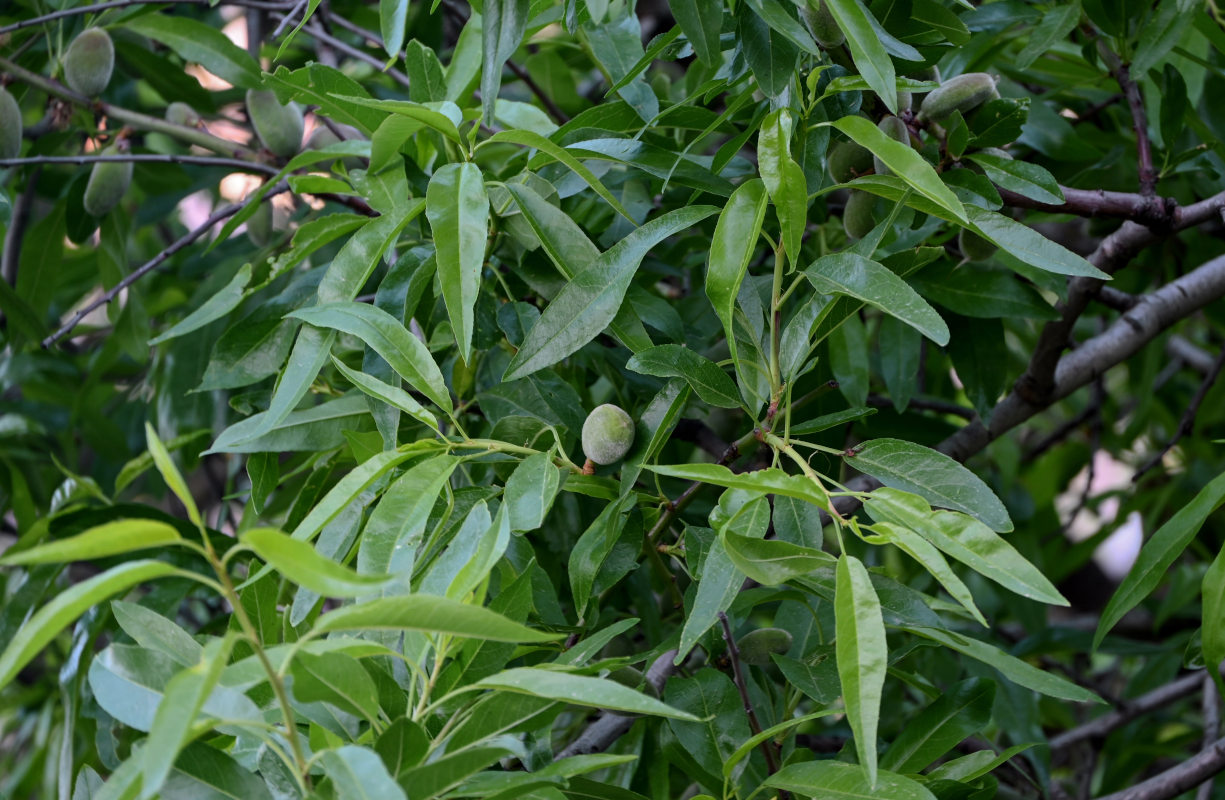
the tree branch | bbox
[0,56,256,158]
[1197,678,1220,800]
[0,154,278,175]
[1051,670,1214,751]
[1099,46,1157,196]
[1094,736,1225,800]
[0,0,299,35]
[719,612,783,781]
[867,394,976,420]
[42,183,289,348]
[277,18,412,89]
[1133,341,1225,481]
[554,649,679,759]
[999,186,1175,227]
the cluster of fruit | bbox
[830,71,1003,260]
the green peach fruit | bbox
[582,404,635,465]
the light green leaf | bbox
[706,179,767,367]
[805,253,948,345]
[380,0,409,58]
[146,423,203,530]
[627,345,740,408]
[0,561,183,692]
[821,0,898,114]
[759,110,807,265]
[647,463,832,511]
[965,153,1063,205]
[722,530,836,585]
[427,162,490,364]
[481,0,530,122]
[867,521,988,626]
[124,14,261,89]
[965,206,1108,279]
[242,528,392,598]
[505,452,562,532]
[475,668,700,720]
[836,554,887,787]
[504,205,718,381]
[1096,470,1225,650]
[848,439,1012,532]
[319,746,407,800]
[0,519,181,566]
[330,356,440,434]
[149,264,252,346]
[291,651,382,724]
[766,760,937,799]
[311,595,562,642]
[878,678,994,774]
[830,116,965,222]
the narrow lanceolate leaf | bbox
[330,356,440,433]
[966,153,1064,205]
[669,0,722,63]
[287,302,450,412]
[146,423,203,530]
[505,451,562,533]
[626,345,741,408]
[475,668,700,720]
[427,163,489,363]
[806,253,949,346]
[380,0,409,59]
[1095,470,1225,650]
[0,520,181,566]
[311,595,562,642]
[242,528,392,598]
[767,760,937,800]
[1203,546,1225,695]
[124,14,261,89]
[868,522,988,626]
[878,678,995,774]
[830,116,965,222]
[835,555,887,787]
[820,0,897,113]
[722,530,837,585]
[290,651,382,724]
[646,463,831,511]
[848,439,1013,532]
[706,179,767,365]
[865,488,1064,605]
[758,110,807,264]
[504,206,718,381]
[481,0,530,123]
[966,206,1108,279]
[319,746,407,800]
[0,560,182,692]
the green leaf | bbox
[965,207,1109,279]
[1095,471,1225,650]
[139,636,236,799]
[405,40,447,103]
[647,463,831,511]
[111,601,204,667]
[287,302,450,412]
[0,560,182,692]
[291,651,382,724]
[722,710,837,779]
[426,162,490,364]
[0,519,181,566]
[330,356,440,434]
[759,110,808,265]
[124,14,262,89]
[242,527,392,598]
[669,0,722,63]
[319,746,407,800]
[311,595,562,642]
[706,179,767,368]
[475,668,700,720]
[788,407,877,435]
[722,530,837,585]
[1132,0,1199,75]
[626,345,740,408]
[744,0,820,54]
[145,423,203,530]
[357,455,458,583]
[739,9,799,98]
[849,439,1012,532]
[1015,1,1081,68]
[486,130,635,222]
[907,626,1103,703]
[830,117,965,222]
[504,205,718,381]
[149,264,252,346]
[966,153,1064,205]
[879,678,995,773]
[822,0,898,113]
[836,554,887,786]
[910,263,1059,320]
[868,521,988,626]
[505,452,563,532]
[806,253,949,346]
[380,0,409,58]
[1204,547,1225,695]
[569,495,637,618]
[766,761,937,799]
[866,488,1065,605]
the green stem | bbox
[762,431,845,528]
[769,246,785,401]
[0,56,259,158]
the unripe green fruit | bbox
[246,89,303,158]
[915,64,942,84]
[608,666,644,688]
[737,628,793,666]
[0,88,21,160]
[164,101,200,128]
[804,0,844,48]
[83,146,132,217]
[64,28,114,97]
[843,190,875,240]
[897,89,913,112]
[828,140,874,183]
[959,229,997,261]
[917,72,999,123]
[873,115,910,176]
[247,202,273,247]
[581,404,635,465]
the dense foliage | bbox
[1,0,1224,798]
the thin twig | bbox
[505,59,571,124]
[1095,735,1225,800]
[42,183,289,348]
[0,56,256,158]
[0,0,299,35]
[282,19,412,89]
[1198,678,1221,800]
[1,166,39,287]
[718,612,784,785]
[866,394,976,420]
[0,154,278,175]
[1133,342,1225,481]
[269,0,311,40]
[1100,45,1157,196]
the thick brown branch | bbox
[999,186,1175,227]
[42,184,289,348]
